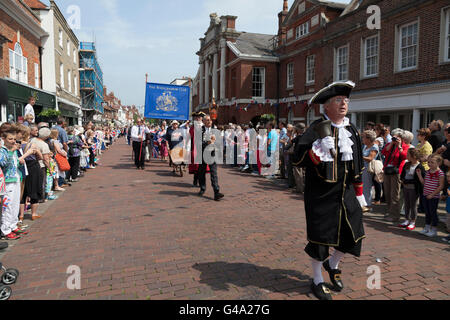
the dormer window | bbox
[296,22,309,39]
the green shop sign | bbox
[7,80,55,109]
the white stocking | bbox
[329,250,345,270]
[311,259,324,285]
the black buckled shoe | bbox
[214,193,224,201]
[310,281,332,300]
[323,260,344,292]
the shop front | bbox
[57,98,82,126]
[0,78,56,123]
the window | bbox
[74,74,77,95]
[306,55,315,84]
[60,63,64,88]
[9,43,28,84]
[296,22,309,39]
[252,67,265,98]
[34,63,39,88]
[23,56,27,84]
[287,63,294,89]
[68,69,72,92]
[59,29,63,47]
[9,50,13,78]
[364,35,379,77]
[67,40,70,56]
[336,45,349,81]
[73,49,77,63]
[445,9,450,62]
[399,22,418,70]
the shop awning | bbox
[4,78,55,109]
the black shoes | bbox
[323,260,344,292]
[214,193,224,201]
[197,190,223,200]
[311,281,332,300]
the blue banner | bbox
[144,82,190,120]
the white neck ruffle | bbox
[325,115,354,161]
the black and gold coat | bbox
[292,116,365,247]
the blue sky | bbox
[47,0,350,106]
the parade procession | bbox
[0,0,449,311]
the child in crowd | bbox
[417,154,445,237]
[0,128,35,240]
[45,151,58,201]
[443,171,450,244]
[400,148,425,230]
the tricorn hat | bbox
[309,81,355,105]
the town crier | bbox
[293,81,366,300]
[189,112,209,186]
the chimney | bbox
[221,15,237,31]
[278,0,289,46]
[283,0,289,12]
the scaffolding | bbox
[79,42,104,113]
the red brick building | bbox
[193,0,450,133]
[0,0,54,122]
[192,13,279,125]
[276,0,347,125]
[320,0,450,136]
[103,86,122,123]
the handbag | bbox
[55,153,70,171]
[384,166,399,175]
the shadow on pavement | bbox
[192,262,311,295]
[363,214,448,245]
[106,163,137,170]
[153,181,194,188]
[159,190,194,198]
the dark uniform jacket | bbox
[292,116,365,247]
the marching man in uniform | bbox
[131,118,150,170]
[293,81,366,300]
[189,112,209,186]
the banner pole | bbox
[140,73,148,164]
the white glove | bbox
[356,195,367,208]
[321,136,335,151]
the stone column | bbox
[412,108,421,145]
[199,60,204,105]
[212,51,218,100]
[220,39,226,100]
[204,58,210,104]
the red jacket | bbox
[381,142,409,175]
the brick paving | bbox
[1,138,449,300]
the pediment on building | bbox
[283,0,347,27]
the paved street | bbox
[1,138,449,300]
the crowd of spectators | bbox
[0,116,123,241]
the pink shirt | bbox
[423,169,444,198]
